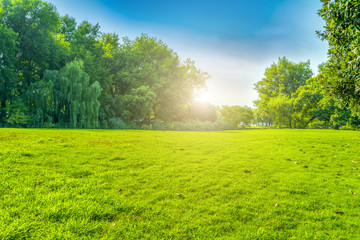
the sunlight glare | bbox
[194,90,212,103]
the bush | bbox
[339,125,355,130]
[101,117,237,131]
[107,118,135,129]
[214,117,237,130]
[151,120,173,130]
[148,118,236,131]
[100,120,109,129]
[308,121,326,129]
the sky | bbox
[47,0,328,107]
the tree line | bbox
[252,57,359,129]
[0,0,217,129]
[252,0,360,130]
[1,0,358,130]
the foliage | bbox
[186,101,217,122]
[110,35,208,123]
[0,0,66,87]
[219,105,254,126]
[253,57,360,129]
[0,0,208,129]
[26,79,55,128]
[120,86,156,125]
[4,100,30,126]
[0,24,18,122]
[149,117,236,131]
[51,61,101,128]
[105,117,136,129]
[254,57,312,99]
[318,0,360,116]
[254,57,313,128]
[291,63,360,129]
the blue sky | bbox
[47,0,328,106]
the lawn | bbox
[1,128,360,239]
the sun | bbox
[194,90,212,103]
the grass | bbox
[1,128,360,239]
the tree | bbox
[0,24,18,123]
[120,86,156,125]
[254,57,313,127]
[219,105,254,127]
[267,95,293,127]
[26,79,55,127]
[5,100,30,126]
[1,0,66,86]
[0,0,210,129]
[44,61,101,128]
[291,63,357,129]
[253,107,273,126]
[292,78,324,128]
[318,0,360,116]
[105,34,208,123]
[254,57,312,98]
[0,0,68,126]
[186,102,217,122]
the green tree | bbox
[219,105,254,127]
[0,0,210,129]
[105,35,207,123]
[44,61,101,128]
[186,102,217,122]
[1,0,66,86]
[26,79,55,127]
[253,108,273,126]
[1,0,68,126]
[318,0,360,116]
[255,57,312,98]
[120,86,156,125]
[254,57,313,127]
[58,16,121,126]
[267,95,292,127]
[291,63,356,129]
[5,100,30,126]
[0,24,18,124]
[292,78,324,128]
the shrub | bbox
[308,121,326,129]
[149,118,236,131]
[108,118,129,129]
[339,125,355,131]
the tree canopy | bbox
[318,0,360,115]
[254,57,313,128]
[0,0,210,129]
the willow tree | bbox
[43,61,101,128]
[0,24,18,123]
[26,79,55,127]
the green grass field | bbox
[1,129,360,239]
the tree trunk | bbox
[0,100,6,124]
[289,115,292,128]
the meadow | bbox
[1,128,360,239]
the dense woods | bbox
[1,0,359,130]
